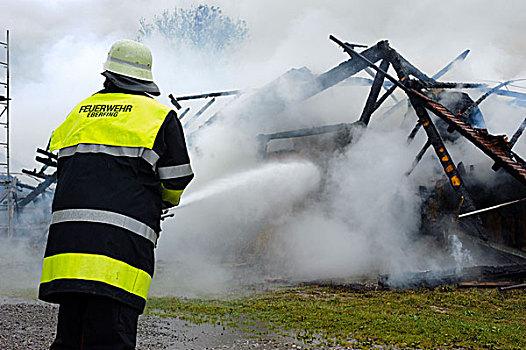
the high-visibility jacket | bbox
[39,89,194,312]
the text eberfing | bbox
[79,104,133,118]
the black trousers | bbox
[50,294,140,350]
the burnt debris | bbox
[172,36,526,270]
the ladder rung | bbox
[0,82,6,86]
[0,62,6,66]
[0,142,7,145]
[0,41,7,46]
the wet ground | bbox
[0,297,308,350]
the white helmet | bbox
[103,40,154,81]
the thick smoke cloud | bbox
[1,0,525,296]
[2,0,526,167]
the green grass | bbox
[147,286,526,349]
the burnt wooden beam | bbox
[359,59,390,125]
[21,169,47,180]
[406,140,431,176]
[380,46,486,239]
[37,148,57,160]
[373,84,399,112]
[407,122,422,143]
[178,107,190,120]
[36,156,57,168]
[175,90,241,101]
[408,96,478,212]
[184,98,216,129]
[509,117,526,149]
[318,40,386,91]
[18,171,57,207]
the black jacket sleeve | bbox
[152,111,194,207]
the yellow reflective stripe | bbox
[40,253,151,300]
[50,93,171,152]
[161,184,184,206]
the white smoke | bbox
[0,198,50,297]
[448,234,474,275]
[153,160,321,295]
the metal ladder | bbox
[0,30,13,238]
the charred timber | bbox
[174,90,241,101]
[178,107,190,120]
[169,90,240,111]
[509,117,526,149]
[17,171,57,207]
[36,156,57,168]
[423,82,486,89]
[193,98,216,120]
[334,37,489,238]
[258,122,357,142]
[373,84,399,112]
[317,40,386,92]
[331,36,479,207]
[383,263,526,289]
[21,169,53,180]
[499,283,526,291]
[36,148,57,160]
[413,90,526,187]
[406,140,431,176]
[359,59,390,125]
[459,81,513,122]
[331,36,526,188]
[15,182,37,191]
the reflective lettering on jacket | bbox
[50,93,171,151]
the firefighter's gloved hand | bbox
[160,209,174,221]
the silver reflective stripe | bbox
[158,164,193,180]
[107,55,151,70]
[52,209,158,245]
[58,146,76,158]
[141,149,160,167]
[58,144,160,167]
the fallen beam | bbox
[458,197,526,218]
[458,281,514,288]
[499,283,526,291]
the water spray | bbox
[161,160,321,219]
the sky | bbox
[0,0,525,168]
[1,0,526,295]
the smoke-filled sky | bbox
[1,0,526,296]
[1,0,525,168]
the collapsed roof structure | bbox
[168,36,526,265]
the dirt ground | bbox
[0,297,305,350]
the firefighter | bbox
[39,39,194,349]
